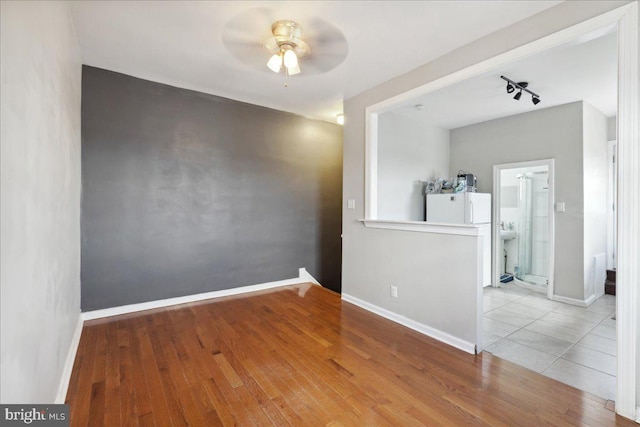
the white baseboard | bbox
[55,314,83,404]
[550,293,596,308]
[341,293,476,355]
[299,267,320,285]
[82,269,320,321]
[635,406,640,423]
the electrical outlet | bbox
[390,285,398,298]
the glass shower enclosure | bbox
[515,171,549,287]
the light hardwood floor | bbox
[66,283,634,426]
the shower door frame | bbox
[492,159,555,300]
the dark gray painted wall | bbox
[81,66,342,311]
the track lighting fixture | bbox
[500,75,541,105]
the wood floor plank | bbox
[68,327,96,427]
[126,319,156,426]
[67,284,636,426]
[103,321,121,427]
[116,320,138,427]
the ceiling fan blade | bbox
[222,7,275,51]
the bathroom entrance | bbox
[492,159,554,296]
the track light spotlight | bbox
[500,75,541,105]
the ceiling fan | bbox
[222,8,348,80]
[264,20,309,76]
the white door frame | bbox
[606,140,617,271]
[363,2,638,419]
[614,3,638,420]
[492,159,555,300]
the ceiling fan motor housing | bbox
[265,20,310,58]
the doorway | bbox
[493,160,554,298]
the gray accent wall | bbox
[1,1,81,403]
[81,66,342,310]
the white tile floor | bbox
[482,283,616,401]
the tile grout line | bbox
[483,286,617,393]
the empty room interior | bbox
[1,1,639,426]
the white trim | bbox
[606,140,617,271]
[475,234,485,351]
[491,159,555,301]
[341,293,476,355]
[359,219,490,237]
[82,271,317,321]
[615,1,639,420]
[364,109,378,219]
[635,406,640,424]
[55,314,83,404]
[299,267,321,286]
[550,293,596,308]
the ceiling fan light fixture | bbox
[287,62,301,76]
[283,49,298,69]
[267,53,282,73]
[265,20,310,77]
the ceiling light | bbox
[287,61,301,76]
[500,75,541,105]
[415,104,425,111]
[264,20,310,79]
[336,114,344,125]
[267,53,282,73]
[283,49,298,69]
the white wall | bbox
[450,102,585,301]
[378,112,449,221]
[582,102,609,299]
[342,226,482,348]
[0,1,82,403]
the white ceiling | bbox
[69,1,561,123]
[391,29,618,129]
